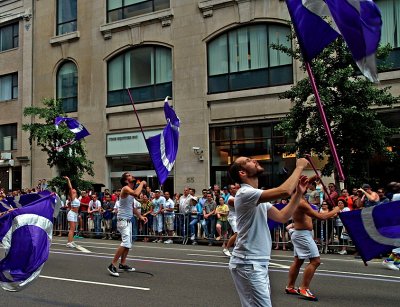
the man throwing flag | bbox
[107,172,147,277]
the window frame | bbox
[106,0,170,23]
[0,22,19,52]
[0,72,18,102]
[107,45,172,107]
[0,123,17,151]
[207,23,293,94]
[56,61,78,113]
[56,0,78,36]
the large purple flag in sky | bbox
[340,201,400,264]
[146,97,180,185]
[286,0,382,82]
[0,194,55,291]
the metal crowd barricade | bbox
[53,211,191,244]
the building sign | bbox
[107,131,162,155]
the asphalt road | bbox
[1,238,399,306]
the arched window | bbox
[207,24,293,93]
[107,46,172,107]
[57,61,78,113]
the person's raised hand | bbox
[296,158,309,169]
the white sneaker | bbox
[164,239,173,244]
[338,250,347,255]
[382,260,399,271]
[66,242,76,248]
[223,249,232,257]
[190,234,195,241]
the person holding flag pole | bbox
[107,173,148,277]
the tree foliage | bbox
[23,98,94,192]
[275,34,400,188]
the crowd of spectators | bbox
[2,179,400,253]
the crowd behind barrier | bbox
[2,180,400,256]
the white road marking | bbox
[74,244,92,253]
[39,275,150,290]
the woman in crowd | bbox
[336,199,350,255]
[64,176,80,248]
[215,196,229,250]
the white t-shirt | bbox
[230,184,273,264]
[336,207,350,226]
[227,195,236,218]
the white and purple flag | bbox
[54,117,90,150]
[286,0,382,82]
[145,97,180,185]
[340,201,400,264]
[0,194,55,291]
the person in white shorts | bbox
[107,173,147,277]
[285,194,340,301]
[228,156,309,307]
[64,176,80,248]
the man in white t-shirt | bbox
[228,156,309,307]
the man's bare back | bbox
[293,198,340,230]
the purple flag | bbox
[286,0,382,82]
[286,0,339,61]
[340,201,400,264]
[325,0,382,82]
[145,97,180,185]
[54,117,90,150]
[0,194,55,291]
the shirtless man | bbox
[285,188,340,301]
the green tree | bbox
[23,98,94,192]
[275,37,400,188]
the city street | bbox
[1,238,399,307]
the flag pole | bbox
[126,88,148,144]
[305,154,335,206]
[126,88,161,186]
[305,61,345,182]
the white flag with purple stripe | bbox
[286,0,382,82]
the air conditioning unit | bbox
[1,152,12,160]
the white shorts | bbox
[117,219,133,249]
[228,215,237,233]
[67,210,78,222]
[291,230,320,259]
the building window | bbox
[0,124,17,151]
[207,24,293,94]
[377,0,400,69]
[107,0,170,22]
[0,22,19,51]
[0,73,18,101]
[57,0,77,35]
[209,123,294,187]
[107,46,172,107]
[57,61,78,112]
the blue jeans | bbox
[93,214,102,236]
[229,263,271,307]
[201,216,216,239]
[189,217,198,236]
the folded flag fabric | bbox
[146,97,180,185]
[286,0,382,82]
[54,117,90,151]
[340,201,400,264]
[0,194,55,291]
